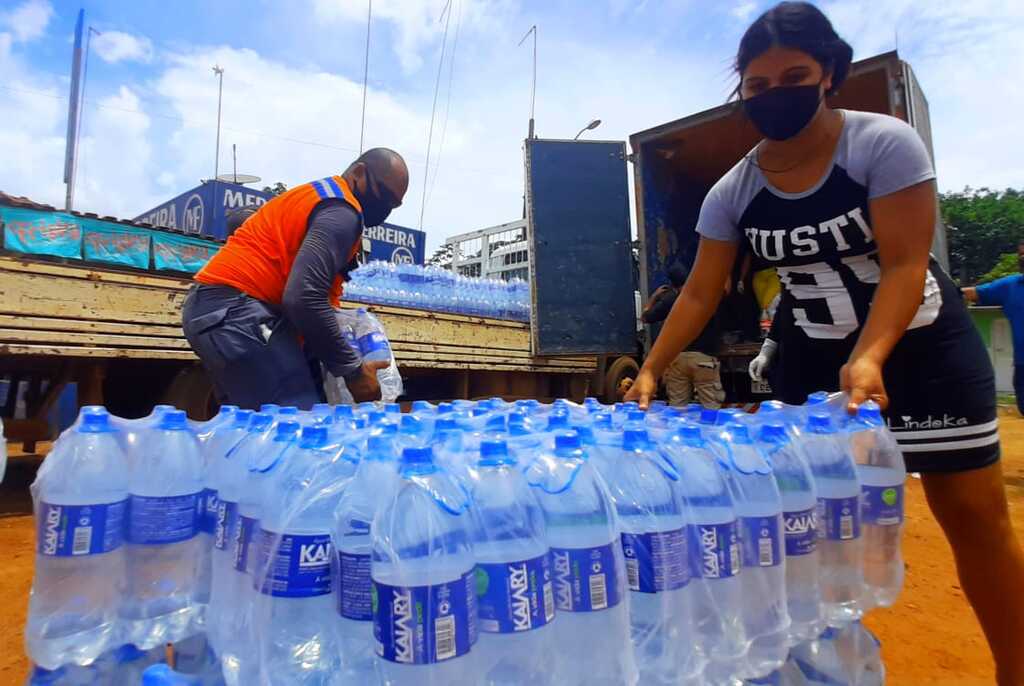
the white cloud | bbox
[93,30,153,64]
[731,1,758,22]
[0,0,52,43]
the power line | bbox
[359,0,372,154]
[418,0,454,232]
[426,0,462,210]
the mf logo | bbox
[183,194,205,234]
[391,247,414,264]
[508,562,532,631]
[42,506,62,555]
[393,588,414,663]
[298,541,330,568]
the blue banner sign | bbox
[134,181,272,241]
[364,222,426,265]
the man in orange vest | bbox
[181,148,409,409]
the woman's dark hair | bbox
[736,1,854,96]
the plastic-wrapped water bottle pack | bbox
[24,393,903,685]
[344,261,531,322]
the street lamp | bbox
[573,119,602,140]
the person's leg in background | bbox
[692,352,726,410]
[921,464,1024,685]
[664,352,695,407]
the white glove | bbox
[749,338,778,382]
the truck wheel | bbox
[162,365,216,420]
[603,356,639,405]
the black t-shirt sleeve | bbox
[281,200,363,380]
[642,289,678,324]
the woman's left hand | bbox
[840,356,888,413]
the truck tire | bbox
[162,364,216,420]
[603,356,639,405]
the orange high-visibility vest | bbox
[196,175,363,307]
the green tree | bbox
[943,187,1024,285]
[261,181,288,196]
[979,253,1019,284]
[426,242,454,269]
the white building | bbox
[445,219,529,281]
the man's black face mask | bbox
[359,166,398,228]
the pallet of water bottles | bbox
[24,393,903,685]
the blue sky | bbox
[1,0,1022,254]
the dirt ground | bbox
[1,414,1022,685]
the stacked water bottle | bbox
[344,261,531,322]
[24,392,905,685]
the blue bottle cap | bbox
[623,429,650,450]
[554,431,582,453]
[278,406,300,416]
[584,397,600,406]
[434,417,458,434]
[412,400,433,412]
[142,663,201,685]
[152,404,176,414]
[649,400,667,413]
[593,412,613,430]
[471,407,490,417]
[158,410,188,430]
[479,439,512,466]
[79,407,112,433]
[806,391,829,405]
[401,445,434,467]
[807,412,835,433]
[275,420,301,440]
[299,425,328,448]
[725,423,752,443]
[260,403,281,414]
[368,411,387,425]
[375,421,399,436]
[858,400,884,426]
[626,410,646,423]
[485,415,508,431]
[217,405,238,417]
[759,423,788,442]
[353,417,369,430]
[437,403,454,415]
[249,412,273,432]
[312,403,331,415]
[675,424,703,444]
[385,403,401,414]
[620,401,639,412]
[115,643,146,663]
[333,405,354,420]
[232,409,254,427]
[759,400,784,414]
[547,412,569,429]
[699,408,718,425]
[400,414,424,433]
[366,434,394,457]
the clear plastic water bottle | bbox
[122,409,204,649]
[848,401,906,608]
[791,621,883,685]
[173,634,225,686]
[606,429,704,684]
[719,423,789,679]
[372,445,479,685]
[525,432,638,686]
[757,423,823,644]
[803,413,864,625]
[468,439,557,686]
[333,432,401,683]
[659,424,747,674]
[253,425,341,683]
[26,407,129,669]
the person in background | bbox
[224,207,257,237]
[625,4,1024,681]
[641,263,725,408]
[963,239,1024,415]
[181,148,409,410]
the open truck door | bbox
[524,138,639,402]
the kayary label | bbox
[214,500,237,551]
[694,521,741,579]
[358,332,391,356]
[37,500,126,557]
[621,527,690,593]
[198,488,219,535]
[234,515,257,572]
[476,553,554,632]
[862,484,904,526]
[339,552,373,621]
[374,571,477,664]
[741,515,782,568]
[818,496,861,541]
[783,507,818,556]
[256,531,333,598]
[550,542,621,612]
[127,492,201,545]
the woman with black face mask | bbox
[626,2,1024,682]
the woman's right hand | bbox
[624,366,659,409]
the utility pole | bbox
[518,25,537,139]
[63,10,84,211]
[213,65,225,181]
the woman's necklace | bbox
[744,111,844,175]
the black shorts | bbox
[775,274,999,474]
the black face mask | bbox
[742,84,823,141]
[357,167,397,228]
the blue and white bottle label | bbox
[783,507,818,556]
[339,552,373,621]
[127,492,201,545]
[37,500,126,557]
[198,488,219,535]
[256,531,333,598]
[741,516,782,568]
[862,484,904,526]
[234,515,257,572]
[621,527,690,593]
[550,542,622,612]
[818,496,861,541]
[358,332,391,356]
[694,521,741,579]
[476,554,555,633]
[374,571,477,664]
[214,500,237,551]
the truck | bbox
[523,50,945,404]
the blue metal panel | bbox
[134,181,272,240]
[525,139,635,355]
[363,221,426,265]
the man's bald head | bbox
[343,148,409,226]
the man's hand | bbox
[346,360,389,403]
[623,367,658,409]
[962,286,979,304]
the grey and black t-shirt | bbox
[697,109,942,344]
